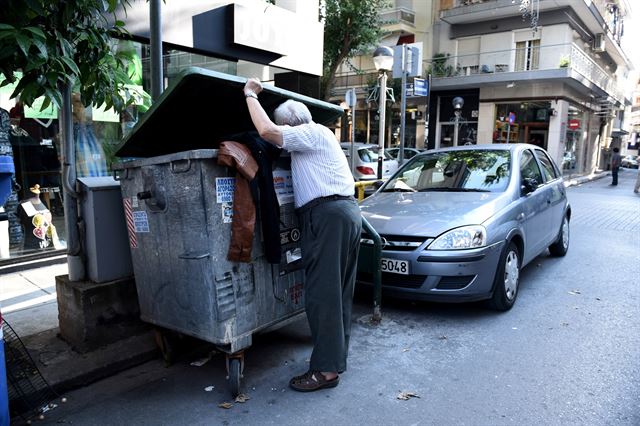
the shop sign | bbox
[568,119,581,130]
[508,112,516,125]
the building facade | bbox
[431,0,633,174]
[333,0,634,175]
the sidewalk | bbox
[0,169,613,398]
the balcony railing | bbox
[379,7,415,26]
[424,42,624,103]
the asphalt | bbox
[0,168,626,412]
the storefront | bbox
[0,42,236,261]
[492,101,552,147]
[427,89,480,149]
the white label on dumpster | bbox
[273,169,294,205]
[216,177,235,203]
[222,202,233,223]
[132,210,150,233]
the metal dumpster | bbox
[113,68,343,396]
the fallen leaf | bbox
[397,391,420,400]
[596,297,601,301]
[402,348,410,352]
[235,394,250,403]
[218,402,233,409]
[438,335,447,340]
[561,322,569,326]
[568,290,581,295]
[204,386,215,392]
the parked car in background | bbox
[340,142,399,181]
[386,147,424,161]
[357,144,571,311]
[621,154,639,169]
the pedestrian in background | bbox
[243,78,362,392]
[610,147,622,186]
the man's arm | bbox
[244,78,283,147]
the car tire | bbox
[548,215,570,257]
[487,241,520,311]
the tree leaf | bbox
[60,56,81,76]
[25,27,46,41]
[15,33,32,57]
[0,24,15,31]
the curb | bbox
[563,171,608,188]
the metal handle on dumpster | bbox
[361,217,382,322]
[113,168,130,181]
[178,251,211,260]
[171,159,192,174]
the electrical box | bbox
[78,177,133,283]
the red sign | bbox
[568,119,581,130]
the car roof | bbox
[340,142,378,149]
[420,143,542,155]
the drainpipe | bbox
[59,81,84,281]
[150,0,163,101]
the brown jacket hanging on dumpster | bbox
[217,141,259,262]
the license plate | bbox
[380,258,409,275]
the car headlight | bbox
[428,225,487,250]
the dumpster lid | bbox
[77,176,120,190]
[115,68,344,158]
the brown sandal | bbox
[289,371,340,392]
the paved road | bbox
[42,170,640,426]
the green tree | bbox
[0,0,135,112]
[321,0,388,101]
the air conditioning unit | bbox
[592,33,605,52]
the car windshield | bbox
[382,149,511,193]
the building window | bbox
[515,39,540,71]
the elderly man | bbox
[243,78,362,392]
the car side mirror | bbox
[520,177,539,195]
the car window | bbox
[359,147,393,162]
[382,149,511,193]
[534,149,558,181]
[520,150,543,184]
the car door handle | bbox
[517,213,525,222]
[547,198,552,204]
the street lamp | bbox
[373,46,394,179]
[452,96,464,147]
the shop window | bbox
[515,40,540,71]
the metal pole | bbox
[454,111,460,147]
[59,81,84,281]
[506,122,511,144]
[377,72,387,179]
[424,74,431,148]
[399,45,408,165]
[348,88,356,176]
[150,0,163,101]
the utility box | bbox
[78,177,133,283]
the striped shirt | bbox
[281,122,355,208]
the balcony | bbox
[427,43,625,105]
[380,7,416,26]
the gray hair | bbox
[274,100,312,126]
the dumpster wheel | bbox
[225,352,244,397]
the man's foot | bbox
[289,371,339,392]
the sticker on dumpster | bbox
[132,210,150,233]
[123,198,138,248]
[222,202,233,223]
[273,169,294,205]
[216,177,235,203]
[280,227,300,245]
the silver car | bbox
[340,142,399,181]
[358,144,571,311]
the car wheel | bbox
[487,241,520,311]
[548,215,570,257]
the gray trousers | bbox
[298,198,362,373]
